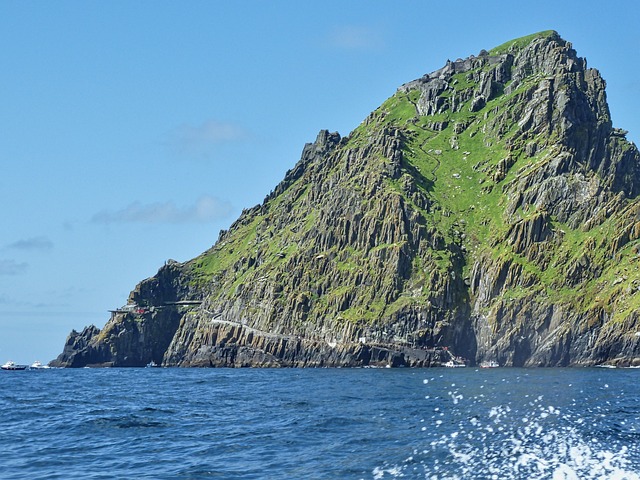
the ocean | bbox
[1,367,639,479]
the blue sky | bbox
[1,1,639,364]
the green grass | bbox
[489,30,558,55]
[179,28,640,339]
[366,38,640,321]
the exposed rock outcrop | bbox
[53,31,640,368]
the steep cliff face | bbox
[53,31,640,368]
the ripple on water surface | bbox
[372,370,640,480]
[1,367,640,479]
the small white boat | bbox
[30,361,50,370]
[146,360,159,368]
[480,360,499,368]
[1,361,28,371]
[444,360,466,368]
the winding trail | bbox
[406,93,442,184]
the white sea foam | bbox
[371,375,640,479]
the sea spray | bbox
[372,371,640,479]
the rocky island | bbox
[53,31,640,368]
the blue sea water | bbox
[1,367,640,479]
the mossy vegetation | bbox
[488,30,557,55]
[365,35,640,329]
[170,30,639,359]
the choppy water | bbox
[1,367,639,479]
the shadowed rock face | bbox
[52,31,640,368]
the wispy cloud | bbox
[167,119,250,160]
[6,236,53,251]
[0,259,28,275]
[327,25,385,51]
[91,195,234,225]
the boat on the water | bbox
[480,360,500,368]
[30,361,50,370]
[443,360,466,368]
[146,360,159,368]
[1,361,28,371]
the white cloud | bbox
[6,236,53,251]
[327,25,384,50]
[0,259,28,275]
[91,195,234,224]
[167,119,250,159]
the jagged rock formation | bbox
[52,31,640,368]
